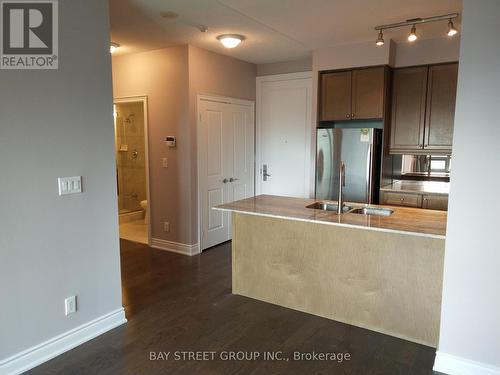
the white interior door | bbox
[199,97,254,250]
[256,73,312,198]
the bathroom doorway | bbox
[113,96,151,245]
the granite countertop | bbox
[380,180,450,196]
[215,195,447,239]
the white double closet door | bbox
[199,97,255,250]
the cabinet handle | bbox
[346,114,350,118]
[351,113,355,118]
[222,178,229,184]
[400,198,404,201]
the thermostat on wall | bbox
[165,136,176,148]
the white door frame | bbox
[196,93,255,251]
[114,95,152,246]
[255,71,313,196]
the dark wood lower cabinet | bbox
[381,191,448,211]
[381,191,423,208]
[422,194,449,210]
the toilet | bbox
[140,200,148,224]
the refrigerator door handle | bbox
[367,143,374,204]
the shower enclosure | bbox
[114,100,147,215]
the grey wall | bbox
[437,0,500,369]
[394,37,460,67]
[257,58,312,76]
[0,0,123,360]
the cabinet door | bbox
[422,195,449,211]
[390,67,428,152]
[352,67,385,119]
[381,191,422,207]
[424,63,458,152]
[320,71,352,121]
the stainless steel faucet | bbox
[337,161,345,215]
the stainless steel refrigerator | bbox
[315,127,382,204]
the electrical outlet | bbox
[162,157,168,168]
[65,296,77,316]
[163,222,170,233]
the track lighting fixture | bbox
[408,25,417,42]
[447,19,458,36]
[374,13,459,46]
[375,30,384,46]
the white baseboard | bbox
[434,351,500,375]
[0,308,127,375]
[118,210,144,224]
[151,238,200,256]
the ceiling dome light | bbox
[110,42,120,54]
[217,34,244,49]
[375,30,384,46]
[408,25,418,42]
[447,19,458,36]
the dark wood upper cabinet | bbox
[389,63,458,154]
[319,67,386,122]
[424,63,458,152]
[320,71,352,121]
[352,67,385,119]
[390,66,428,152]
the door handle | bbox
[229,177,239,182]
[222,178,229,184]
[263,164,271,181]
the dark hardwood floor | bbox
[27,240,441,375]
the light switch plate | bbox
[65,296,77,316]
[58,176,82,196]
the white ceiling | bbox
[110,0,462,64]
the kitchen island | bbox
[215,195,447,347]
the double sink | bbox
[306,202,394,217]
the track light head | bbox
[408,25,418,42]
[375,30,384,46]
[447,19,458,36]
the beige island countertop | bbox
[216,194,447,239]
[219,194,447,347]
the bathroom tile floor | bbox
[119,219,148,244]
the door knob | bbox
[222,178,229,184]
[263,164,271,181]
[229,177,239,182]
